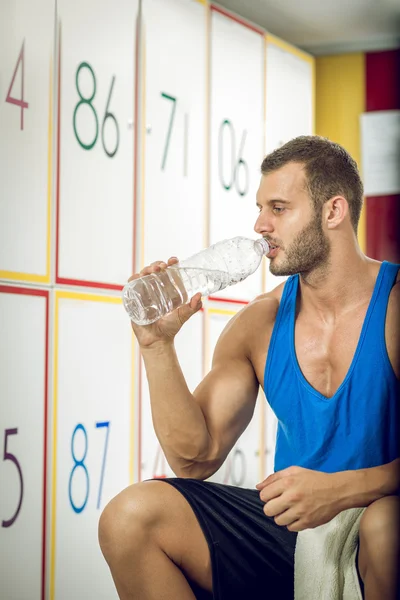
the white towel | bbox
[294,508,365,600]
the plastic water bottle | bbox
[122,236,270,325]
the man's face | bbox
[254,162,330,276]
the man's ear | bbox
[325,196,348,229]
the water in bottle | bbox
[122,236,270,325]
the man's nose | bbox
[254,212,274,236]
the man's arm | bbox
[143,297,279,480]
[256,459,400,531]
[335,458,400,510]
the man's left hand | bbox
[256,466,343,532]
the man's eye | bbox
[273,206,285,214]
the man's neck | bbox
[297,245,380,321]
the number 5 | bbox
[2,428,24,527]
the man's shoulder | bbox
[251,280,287,311]
[214,281,288,358]
[384,265,400,377]
[234,280,287,330]
[387,268,400,315]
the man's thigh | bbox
[137,480,213,593]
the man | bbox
[99,136,400,600]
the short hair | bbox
[261,136,364,231]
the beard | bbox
[269,212,331,277]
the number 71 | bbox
[160,92,189,177]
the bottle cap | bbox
[255,238,270,255]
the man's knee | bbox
[98,481,166,564]
[359,495,400,544]
[358,495,400,581]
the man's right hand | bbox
[127,256,203,349]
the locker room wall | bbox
[0,1,314,598]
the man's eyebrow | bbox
[256,199,291,208]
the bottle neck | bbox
[256,238,270,255]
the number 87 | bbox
[68,421,110,513]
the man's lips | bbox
[266,243,280,258]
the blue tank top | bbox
[264,261,399,473]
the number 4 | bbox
[6,40,29,130]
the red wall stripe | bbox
[366,49,400,112]
[365,48,400,262]
[366,195,400,263]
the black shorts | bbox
[155,478,297,600]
